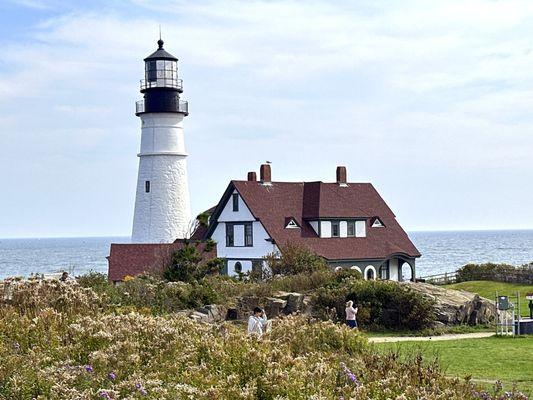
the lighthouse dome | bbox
[144,39,178,61]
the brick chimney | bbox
[336,166,347,186]
[247,171,257,181]
[260,164,272,185]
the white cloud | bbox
[1,0,533,237]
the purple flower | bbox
[340,362,359,385]
[108,372,116,380]
[85,365,93,373]
[99,391,111,399]
[135,383,147,396]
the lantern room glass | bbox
[142,59,180,90]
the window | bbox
[331,221,340,237]
[372,218,384,228]
[226,223,234,247]
[232,193,239,212]
[226,223,252,247]
[146,61,157,81]
[347,221,355,236]
[285,218,299,229]
[244,223,253,246]
[234,262,243,274]
[379,263,390,280]
[355,220,366,237]
[145,181,150,193]
[365,266,376,280]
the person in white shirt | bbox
[345,300,358,329]
[247,307,270,336]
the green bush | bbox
[312,279,435,330]
[265,242,329,276]
[457,262,533,284]
[163,245,224,283]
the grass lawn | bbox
[375,336,533,395]
[364,324,492,338]
[446,281,533,317]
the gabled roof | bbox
[206,180,420,261]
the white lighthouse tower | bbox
[131,39,191,243]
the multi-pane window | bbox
[331,221,340,237]
[226,224,234,247]
[244,223,253,246]
[347,221,355,236]
[379,263,390,280]
[232,193,239,212]
[225,222,253,247]
[146,61,157,81]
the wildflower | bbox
[85,365,94,373]
[108,372,116,380]
[99,390,111,399]
[136,383,147,396]
[340,362,359,385]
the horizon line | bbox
[2,227,533,240]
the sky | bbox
[1,0,533,238]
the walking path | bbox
[369,331,494,343]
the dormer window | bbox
[232,193,239,212]
[331,221,340,237]
[285,218,300,229]
[347,221,355,236]
[372,218,384,228]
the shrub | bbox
[312,280,435,330]
[457,262,533,284]
[265,242,329,276]
[163,246,223,283]
[0,305,526,399]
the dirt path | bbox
[369,332,494,343]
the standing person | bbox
[247,307,269,337]
[345,300,358,329]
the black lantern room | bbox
[135,39,188,116]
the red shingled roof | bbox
[107,241,216,282]
[209,180,420,261]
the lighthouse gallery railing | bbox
[135,100,188,114]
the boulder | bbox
[190,304,227,324]
[405,282,496,325]
[264,297,287,318]
[273,291,305,314]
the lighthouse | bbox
[131,39,191,243]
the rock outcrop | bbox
[405,282,496,325]
[233,291,309,319]
[188,304,228,324]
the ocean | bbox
[0,230,532,280]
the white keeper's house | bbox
[107,39,420,283]
[194,164,421,282]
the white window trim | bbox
[364,265,377,280]
[285,219,300,229]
